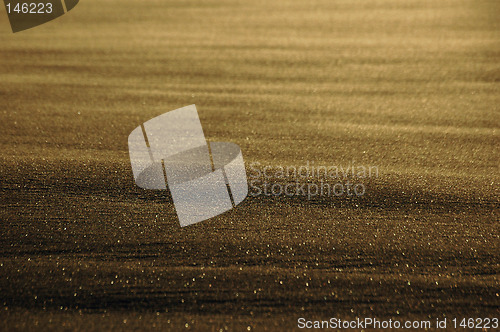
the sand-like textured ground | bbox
[0,0,499,330]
